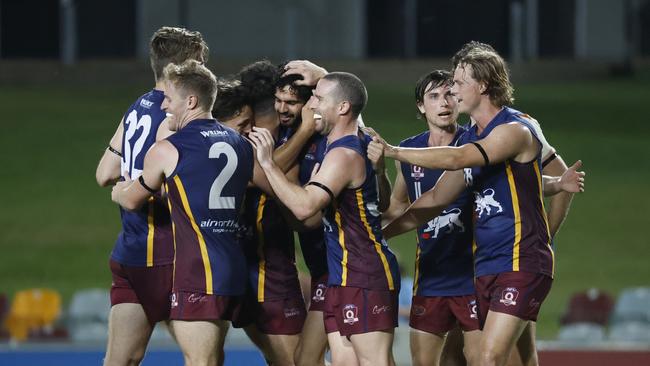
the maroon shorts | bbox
[109,259,173,325]
[169,291,243,322]
[409,295,480,334]
[309,273,329,312]
[324,286,398,337]
[232,291,307,335]
[474,271,553,329]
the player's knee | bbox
[479,347,504,366]
[463,346,480,366]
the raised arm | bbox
[273,104,316,172]
[367,135,392,212]
[383,169,466,239]
[380,160,411,227]
[282,60,327,87]
[96,119,124,187]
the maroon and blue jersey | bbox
[322,132,400,291]
[164,119,253,296]
[458,107,553,278]
[399,128,475,297]
[297,132,329,279]
[112,90,173,267]
[240,126,301,302]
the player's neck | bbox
[154,79,165,92]
[427,123,457,147]
[471,101,503,133]
[327,117,357,142]
[178,110,212,129]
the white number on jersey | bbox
[208,142,238,209]
[122,110,152,178]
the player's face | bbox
[161,81,188,131]
[451,64,483,114]
[417,82,458,129]
[275,85,305,128]
[310,79,338,136]
[220,104,254,135]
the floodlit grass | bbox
[1,72,648,339]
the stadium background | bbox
[1,0,649,364]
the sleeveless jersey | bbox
[322,132,400,291]
[112,89,173,267]
[458,107,554,278]
[399,127,475,296]
[165,119,254,295]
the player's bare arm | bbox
[282,60,327,87]
[542,160,585,196]
[380,160,410,227]
[272,103,316,172]
[367,135,392,212]
[96,118,125,187]
[250,127,363,220]
[542,153,575,237]
[111,140,178,211]
[383,169,466,239]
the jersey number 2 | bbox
[209,142,238,209]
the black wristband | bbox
[307,181,335,204]
[138,175,157,194]
[108,146,122,157]
[542,152,558,168]
[471,142,490,166]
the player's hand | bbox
[559,160,585,193]
[298,100,316,135]
[111,171,132,204]
[282,60,327,86]
[249,127,276,169]
[367,136,386,174]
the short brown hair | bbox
[322,72,367,118]
[150,27,209,81]
[163,60,218,112]
[455,47,514,107]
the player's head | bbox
[451,40,495,69]
[274,62,314,128]
[161,60,217,131]
[212,78,254,134]
[311,72,366,135]
[414,70,458,129]
[451,45,514,113]
[149,26,209,82]
[238,60,280,129]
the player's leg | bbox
[350,330,394,366]
[462,329,482,366]
[243,325,275,364]
[294,310,327,366]
[478,311,527,366]
[104,303,154,366]
[327,331,359,366]
[172,319,229,366]
[266,334,300,366]
[410,328,445,366]
[511,322,537,366]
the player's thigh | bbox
[172,319,229,363]
[105,303,153,364]
[512,322,537,366]
[350,330,394,366]
[480,311,528,364]
[266,333,300,366]
[410,327,445,366]
[327,331,359,366]
[295,310,327,366]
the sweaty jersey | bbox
[399,128,475,297]
[322,132,400,291]
[112,89,173,267]
[165,119,254,296]
[240,126,301,302]
[458,107,553,278]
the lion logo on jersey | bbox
[474,188,503,218]
[422,208,465,238]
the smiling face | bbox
[309,78,339,136]
[417,82,459,129]
[161,80,189,131]
[274,85,305,128]
[451,63,484,115]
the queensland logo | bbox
[284,307,301,318]
[411,165,425,180]
[474,188,503,218]
[422,208,465,238]
[463,167,474,186]
[170,293,178,308]
[468,300,478,319]
[372,305,391,315]
[139,98,154,109]
[499,288,519,306]
[342,304,359,325]
[412,305,426,316]
[312,284,327,303]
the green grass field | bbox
[1,67,649,339]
